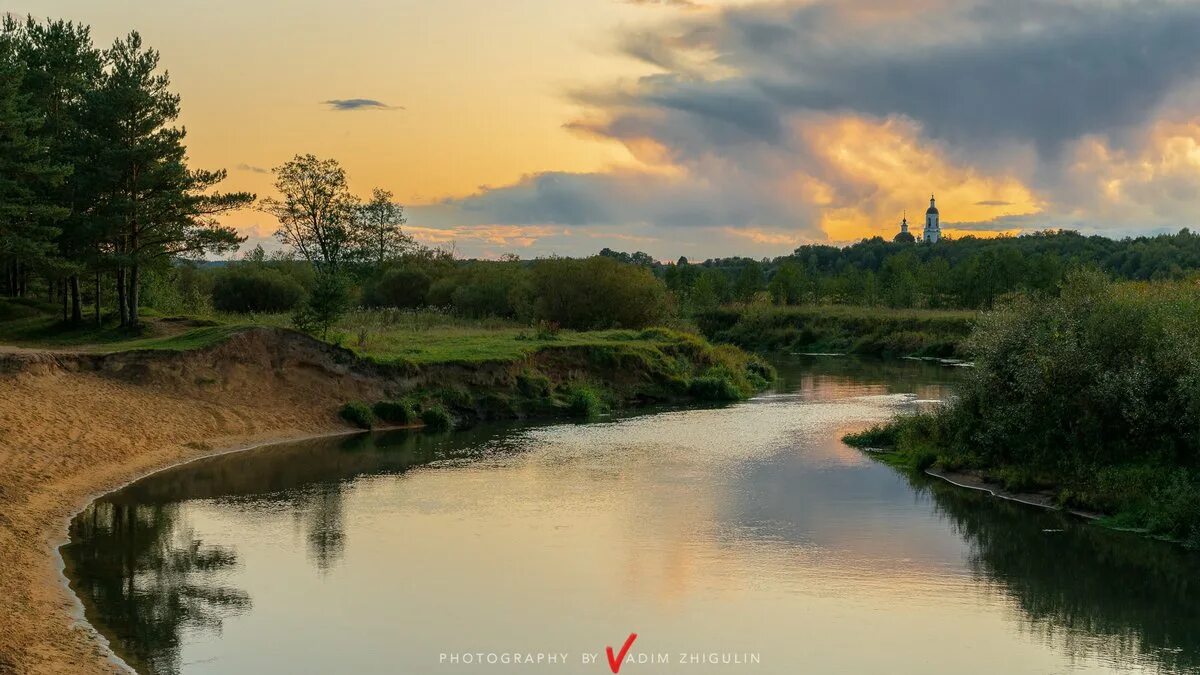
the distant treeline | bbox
[649,229,1200,311]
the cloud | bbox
[411,0,1200,258]
[236,163,269,174]
[321,98,403,111]
[619,0,702,9]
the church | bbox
[894,195,941,244]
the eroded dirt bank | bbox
[2,328,700,674]
[0,330,399,674]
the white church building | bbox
[923,194,941,243]
[894,195,942,243]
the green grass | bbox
[697,304,977,357]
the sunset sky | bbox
[24,0,1200,259]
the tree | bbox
[263,154,359,274]
[0,19,71,299]
[87,32,250,326]
[357,188,411,267]
[734,260,765,302]
[768,262,805,305]
[16,17,102,321]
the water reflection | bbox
[62,357,1200,674]
[922,478,1200,673]
[64,504,250,675]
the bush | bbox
[339,401,375,429]
[420,405,453,431]
[372,400,416,425]
[566,385,605,418]
[293,272,350,339]
[363,268,431,308]
[530,256,671,330]
[843,424,899,448]
[688,375,741,402]
[211,266,306,313]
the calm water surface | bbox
[64,357,1200,674]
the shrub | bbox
[372,400,416,425]
[363,268,431,308]
[566,385,605,418]
[420,405,453,431]
[293,272,350,339]
[530,256,671,330]
[842,424,899,448]
[339,401,375,429]
[688,375,741,402]
[211,266,305,313]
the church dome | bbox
[926,194,938,215]
[893,231,915,244]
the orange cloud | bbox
[788,115,1043,241]
[405,224,566,249]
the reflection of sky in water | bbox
[65,358,1200,675]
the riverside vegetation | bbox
[845,271,1200,548]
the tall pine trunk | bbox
[127,263,140,327]
[116,267,128,327]
[94,273,102,325]
[70,274,82,323]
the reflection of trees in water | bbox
[299,483,345,573]
[61,424,532,670]
[64,503,250,675]
[923,479,1200,672]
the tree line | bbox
[0,17,252,326]
[656,229,1200,311]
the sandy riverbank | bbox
[0,331,390,674]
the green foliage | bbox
[842,424,899,448]
[688,374,742,402]
[420,405,453,431]
[293,272,349,339]
[212,266,305,313]
[698,304,975,357]
[566,384,605,418]
[338,401,375,429]
[530,256,670,330]
[372,400,416,425]
[363,267,431,309]
[857,272,1200,544]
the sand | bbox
[0,330,390,674]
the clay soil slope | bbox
[0,329,390,675]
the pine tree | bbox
[86,32,251,326]
[0,19,70,298]
[17,17,102,320]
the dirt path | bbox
[0,332,387,674]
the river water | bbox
[63,356,1200,675]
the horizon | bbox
[23,0,1200,260]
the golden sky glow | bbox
[24,0,1200,258]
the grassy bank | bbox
[696,304,976,357]
[0,299,774,426]
[843,272,1200,548]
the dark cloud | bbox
[974,200,1013,207]
[236,163,269,174]
[321,99,403,111]
[614,0,1200,153]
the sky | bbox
[21,0,1200,260]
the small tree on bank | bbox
[358,187,412,268]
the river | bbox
[63,356,1200,674]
